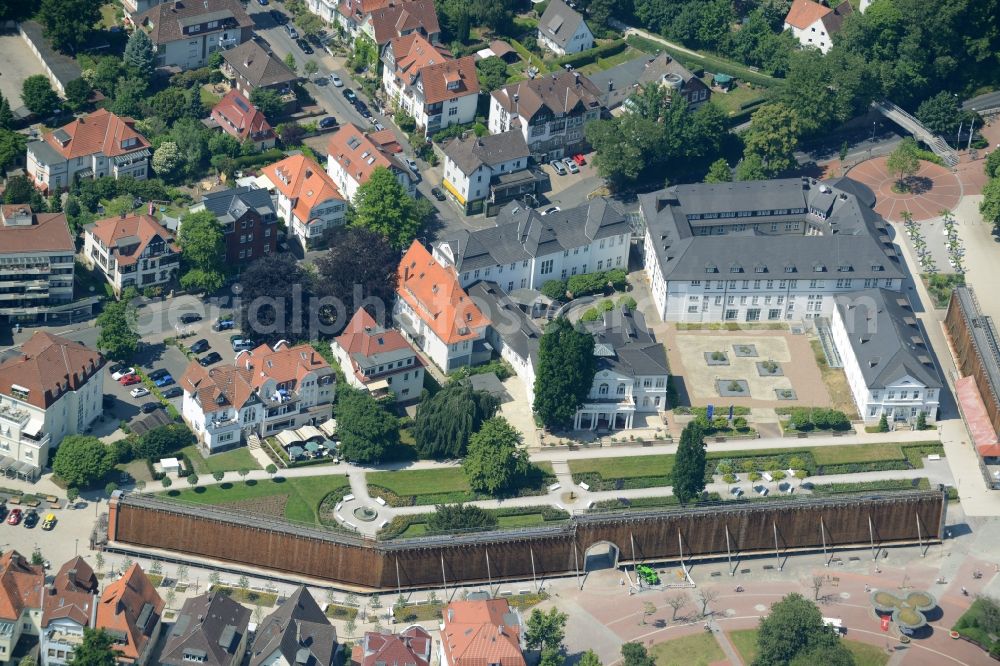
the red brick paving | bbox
[847,157,963,222]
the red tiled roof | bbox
[242,341,332,389]
[179,361,256,413]
[211,89,274,143]
[87,213,179,267]
[356,626,432,666]
[389,33,447,85]
[42,109,150,160]
[0,206,74,254]
[440,600,524,666]
[397,241,487,345]
[263,154,344,225]
[327,123,406,188]
[96,564,164,664]
[0,332,104,409]
[784,0,832,29]
[43,557,98,628]
[0,551,44,623]
[367,0,439,44]
[369,129,403,153]
[418,56,479,105]
[335,309,419,382]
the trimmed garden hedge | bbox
[377,505,570,540]
[552,39,628,69]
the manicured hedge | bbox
[552,39,627,69]
[377,505,569,540]
[809,478,930,495]
[566,269,628,298]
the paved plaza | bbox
[848,157,964,222]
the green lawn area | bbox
[728,629,886,666]
[162,475,349,525]
[701,77,772,117]
[728,629,759,664]
[569,455,673,480]
[181,445,261,475]
[650,632,725,666]
[578,46,645,75]
[200,86,223,108]
[812,443,908,466]
[369,462,554,506]
[98,4,119,28]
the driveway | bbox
[0,34,48,113]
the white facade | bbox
[572,368,662,431]
[538,18,593,56]
[83,225,179,296]
[275,193,347,251]
[0,605,42,665]
[392,298,487,374]
[785,16,833,53]
[487,95,600,162]
[441,151,527,206]
[181,387,262,453]
[305,0,338,24]
[26,142,148,194]
[330,343,424,403]
[42,614,95,666]
[381,62,478,137]
[325,156,414,203]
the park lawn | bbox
[812,443,909,466]
[368,467,470,497]
[181,445,261,475]
[650,632,726,666]
[163,475,349,525]
[578,46,645,75]
[200,85,223,108]
[845,640,889,666]
[728,629,759,664]
[568,455,673,480]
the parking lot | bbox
[0,495,100,570]
[0,34,48,113]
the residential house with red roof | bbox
[326,123,415,202]
[26,109,151,193]
[0,332,103,477]
[95,564,164,665]
[332,308,423,403]
[0,551,45,664]
[133,0,253,70]
[353,626,431,666]
[333,0,440,47]
[0,205,86,324]
[82,213,181,296]
[40,557,99,666]
[438,600,525,666]
[783,0,853,54]
[382,33,479,137]
[180,342,335,453]
[260,154,346,250]
[210,89,276,151]
[393,241,489,373]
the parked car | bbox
[284,24,299,39]
[7,509,21,525]
[329,74,343,87]
[179,312,202,324]
[430,187,446,201]
[372,120,384,131]
[252,34,272,52]
[549,160,567,175]
[355,100,371,118]
[342,88,357,102]
[199,352,223,366]
[257,0,268,5]
[0,506,6,522]
[296,38,314,54]
[269,9,287,23]
[111,366,135,381]
[319,116,338,129]
[213,317,235,331]
[149,369,169,380]
[403,156,419,172]
[153,374,175,388]
[232,338,255,352]
[119,374,141,386]
[563,158,579,174]
[161,386,183,399]
[572,153,586,166]
[41,514,56,530]
[730,486,744,497]
[541,206,561,216]
[189,339,210,354]
[141,402,162,414]
[130,386,150,398]
[109,362,126,376]
[23,510,38,529]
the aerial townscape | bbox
[0,0,999,664]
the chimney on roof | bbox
[574,71,580,86]
[608,79,613,91]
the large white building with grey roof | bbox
[434,197,630,294]
[441,130,542,214]
[831,289,941,425]
[641,177,906,323]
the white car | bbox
[403,156,419,172]
[563,158,579,174]
[330,74,343,87]
[541,206,561,216]
[549,160,567,176]
[130,386,150,399]
[112,367,136,381]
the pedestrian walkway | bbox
[246,434,274,469]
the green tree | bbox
[109,74,148,117]
[250,88,284,123]
[37,0,101,54]
[525,607,568,652]
[0,92,13,130]
[704,158,732,183]
[350,34,377,72]
[426,504,497,533]
[265,463,278,479]
[886,137,921,191]
[621,642,654,666]
[64,78,93,112]
[349,166,429,248]
[533,318,596,429]
[133,424,192,459]
[981,176,1000,229]
[177,210,225,292]
[877,413,889,432]
[336,389,399,464]
[236,253,313,346]
[21,75,59,117]
[985,150,1000,179]
[303,60,319,77]
[313,225,399,329]
[97,296,140,361]
[0,129,28,175]
[413,382,499,458]
[752,593,853,666]
[53,435,115,488]
[671,421,706,504]
[916,91,964,136]
[68,628,119,666]
[585,115,653,189]
[284,52,298,73]
[20,655,37,666]
[124,29,155,79]
[463,417,530,495]
[735,153,767,182]
[577,650,602,666]
[144,88,189,125]
[744,104,800,176]
[3,175,43,208]
[476,56,508,93]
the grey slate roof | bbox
[249,587,337,666]
[492,70,603,123]
[19,22,82,97]
[439,197,629,273]
[589,52,702,110]
[223,41,298,89]
[135,0,252,45]
[199,186,276,224]
[26,139,64,167]
[161,592,250,666]
[583,307,669,377]
[640,177,905,282]
[538,0,588,50]
[834,289,940,390]
[442,130,529,176]
[467,281,542,369]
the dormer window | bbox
[121,137,138,149]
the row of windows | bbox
[689,278,894,290]
[687,208,807,221]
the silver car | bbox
[549,160,567,175]
[563,157,579,174]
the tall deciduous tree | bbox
[525,607,568,653]
[413,382,499,458]
[743,104,800,176]
[0,130,27,176]
[752,593,853,666]
[69,628,120,666]
[735,153,767,182]
[336,389,399,463]
[886,137,921,190]
[236,253,312,344]
[533,318,596,429]
[251,88,284,123]
[177,210,225,293]
[980,176,1000,230]
[349,166,430,249]
[64,78,94,112]
[621,642,654,666]
[21,75,59,117]
[37,0,101,54]
[152,142,183,181]
[475,56,508,93]
[313,226,399,332]
[704,158,732,183]
[463,417,530,494]
[0,92,13,130]
[124,29,155,79]
[671,421,706,504]
[426,504,497,533]
[53,435,115,488]
[97,296,140,362]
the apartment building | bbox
[640,177,906,323]
[0,332,104,477]
[0,206,77,324]
[332,308,424,403]
[83,213,181,296]
[381,34,479,136]
[326,123,415,202]
[210,89,276,150]
[434,197,630,292]
[334,0,440,46]
[134,0,253,70]
[537,0,594,56]
[393,241,490,374]
[489,71,603,162]
[440,130,540,215]
[190,186,278,266]
[261,154,346,250]
[160,592,250,666]
[26,109,151,193]
[40,558,99,666]
[179,342,335,453]
[589,52,711,112]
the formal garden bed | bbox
[209,584,279,607]
[704,351,730,366]
[757,360,783,376]
[775,388,797,400]
[808,478,931,495]
[733,344,758,358]
[716,379,750,396]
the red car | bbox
[7,508,22,525]
[119,374,141,386]
[572,154,586,166]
